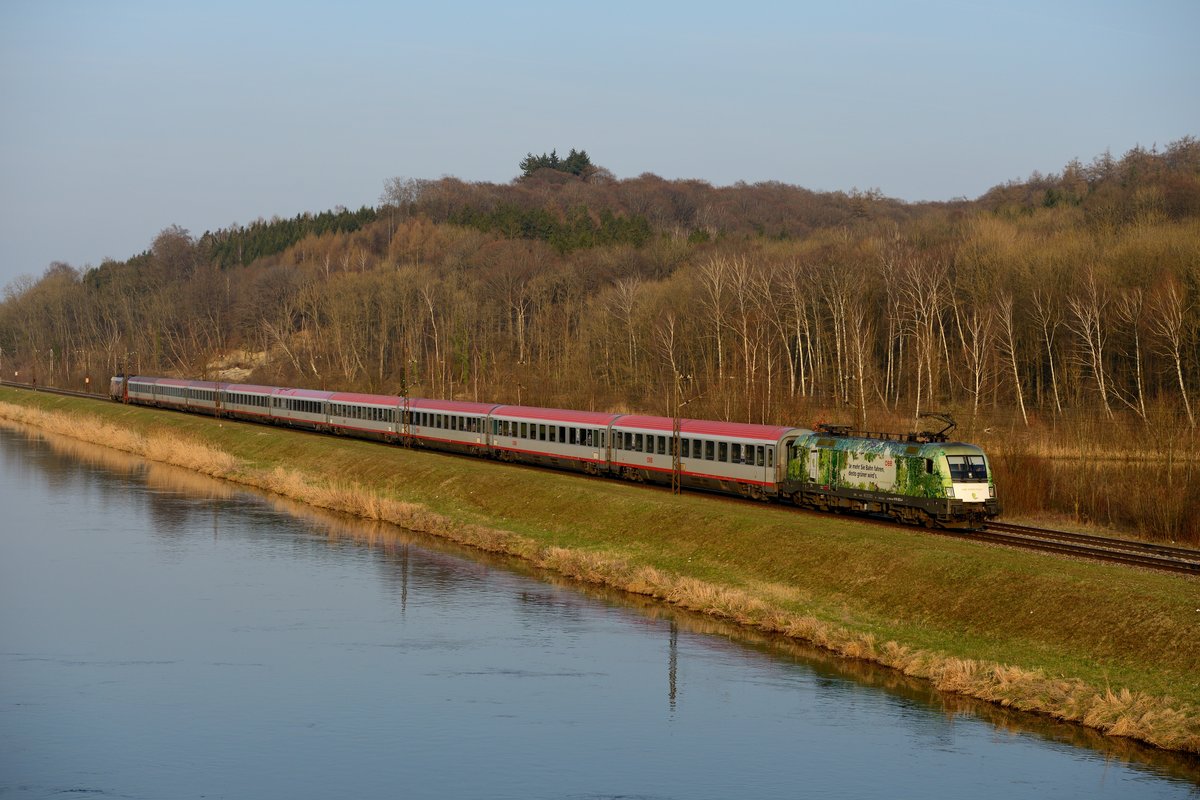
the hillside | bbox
[3,138,1200,539]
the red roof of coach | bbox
[613,414,803,442]
[491,405,622,426]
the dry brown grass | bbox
[0,401,241,479]
[2,398,1197,754]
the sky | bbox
[1,0,1197,289]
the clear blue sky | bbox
[1,0,1197,287]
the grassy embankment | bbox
[2,386,1198,754]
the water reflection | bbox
[3,420,1199,795]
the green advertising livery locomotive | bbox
[110,375,1000,529]
[782,420,999,529]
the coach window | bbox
[731,443,742,463]
[693,439,703,459]
[757,446,765,466]
[719,442,728,462]
[559,426,566,443]
[768,447,774,467]
[549,425,556,443]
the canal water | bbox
[1,424,1197,799]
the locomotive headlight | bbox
[989,485,995,498]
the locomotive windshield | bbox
[946,455,988,481]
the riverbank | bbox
[2,387,1197,753]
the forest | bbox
[3,138,1200,540]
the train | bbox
[109,374,1000,528]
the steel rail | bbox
[973,522,1200,575]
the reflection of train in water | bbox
[110,375,1000,529]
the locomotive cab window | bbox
[946,455,987,481]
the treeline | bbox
[202,206,378,268]
[981,137,1200,223]
[383,170,927,243]
[4,139,1200,538]
[519,148,595,178]
[447,203,652,252]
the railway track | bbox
[5,380,1199,576]
[0,381,101,400]
[969,521,1200,575]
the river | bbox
[1,424,1197,799]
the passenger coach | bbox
[610,415,802,499]
[489,405,618,473]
